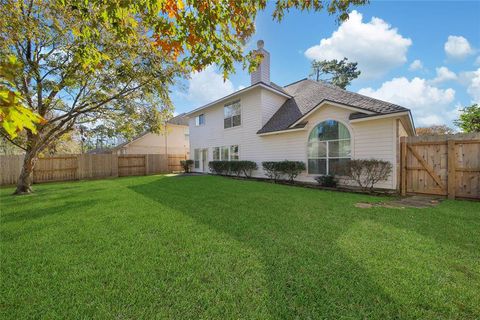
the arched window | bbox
[308,120,351,175]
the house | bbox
[186,41,415,189]
[110,113,190,156]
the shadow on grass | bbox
[1,199,100,224]
[129,176,408,319]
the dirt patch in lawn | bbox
[355,195,443,209]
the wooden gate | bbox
[118,155,146,177]
[401,134,480,199]
[33,156,78,183]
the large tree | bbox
[1,0,367,194]
[416,125,455,136]
[455,104,480,133]
[310,57,360,89]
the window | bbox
[224,101,241,129]
[195,114,205,126]
[230,145,239,160]
[213,147,220,160]
[213,145,239,161]
[221,146,229,160]
[194,149,200,168]
[307,120,351,175]
[184,128,189,141]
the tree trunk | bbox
[14,147,39,195]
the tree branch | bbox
[0,132,27,151]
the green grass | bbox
[1,175,479,319]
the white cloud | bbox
[358,77,456,126]
[408,59,424,71]
[186,66,235,104]
[475,56,480,66]
[444,35,473,59]
[429,66,457,84]
[461,68,480,103]
[304,10,412,79]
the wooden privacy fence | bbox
[0,153,187,186]
[400,133,480,200]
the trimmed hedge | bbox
[345,159,392,191]
[262,161,282,181]
[315,175,337,188]
[208,161,230,175]
[208,161,258,177]
[180,159,194,173]
[262,160,306,183]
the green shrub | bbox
[208,161,230,175]
[180,159,194,173]
[278,160,306,183]
[345,159,392,191]
[263,161,306,182]
[262,161,282,182]
[315,175,337,187]
[209,160,258,177]
[228,161,243,176]
[239,161,258,178]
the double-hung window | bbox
[230,145,239,160]
[213,147,220,161]
[221,146,229,160]
[195,114,205,126]
[224,101,241,129]
[212,145,239,161]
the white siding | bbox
[189,88,404,189]
[261,89,288,126]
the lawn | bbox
[1,175,479,319]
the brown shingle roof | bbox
[257,79,409,134]
[167,113,189,126]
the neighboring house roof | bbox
[110,113,189,151]
[167,113,189,126]
[185,81,291,116]
[258,79,410,134]
[86,147,112,154]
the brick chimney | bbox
[251,40,270,85]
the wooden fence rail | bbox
[0,153,187,186]
[400,133,480,200]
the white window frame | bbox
[213,145,239,161]
[229,145,239,160]
[307,120,352,176]
[195,114,205,126]
[194,148,200,168]
[308,139,351,175]
[213,147,220,161]
[224,101,241,129]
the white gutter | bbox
[185,82,291,117]
[258,127,307,136]
[349,111,410,123]
[289,100,376,128]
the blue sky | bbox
[171,1,480,128]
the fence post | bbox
[447,139,456,200]
[76,155,80,180]
[400,138,407,196]
[144,154,149,175]
[111,154,119,178]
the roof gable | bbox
[257,79,410,134]
[185,81,290,116]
